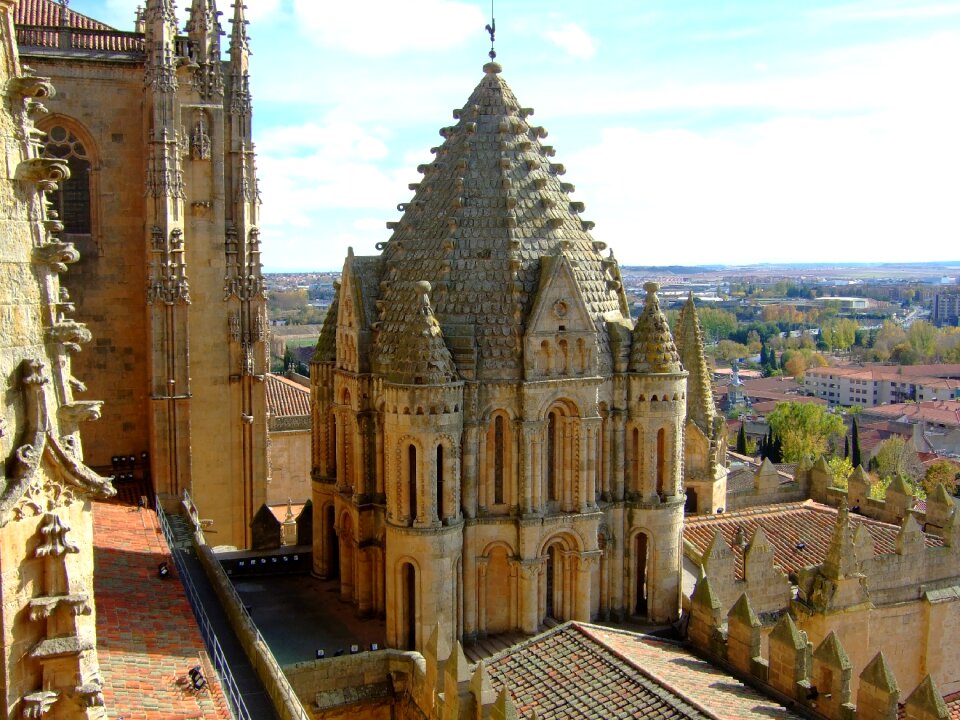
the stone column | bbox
[374,414,384,500]
[518,559,541,633]
[476,556,489,638]
[531,422,543,513]
[575,552,599,622]
[463,533,478,639]
[583,418,600,509]
[612,410,625,500]
[519,421,535,516]
[563,418,575,512]
[335,409,347,492]
[601,414,611,499]
[358,548,373,616]
[463,424,479,518]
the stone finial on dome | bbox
[630,282,682,374]
[677,292,715,434]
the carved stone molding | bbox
[8,73,55,101]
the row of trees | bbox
[741,402,959,499]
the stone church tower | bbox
[0,0,114,714]
[311,61,711,650]
[14,0,268,547]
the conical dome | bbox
[373,62,626,380]
[676,293,715,433]
[311,280,340,363]
[630,282,682,374]
[376,281,458,386]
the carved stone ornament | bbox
[17,157,69,193]
[552,299,568,318]
[33,241,79,273]
[75,679,105,708]
[57,401,103,425]
[35,513,79,558]
[8,71,55,101]
[0,360,114,526]
[46,320,92,353]
[190,111,211,160]
[21,690,58,719]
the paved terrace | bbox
[93,501,231,719]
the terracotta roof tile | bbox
[265,373,310,418]
[93,502,230,719]
[487,623,710,719]
[15,0,115,30]
[684,500,942,577]
[864,400,960,428]
[584,626,803,719]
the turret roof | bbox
[375,281,458,386]
[629,282,682,374]
[373,62,626,379]
[677,293,715,433]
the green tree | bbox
[827,456,854,490]
[908,321,937,362]
[871,436,921,483]
[923,460,959,496]
[698,307,738,343]
[766,402,846,464]
[736,425,747,455]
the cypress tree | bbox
[844,434,849,459]
[851,417,862,468]
[736,424,747,455]
[760,344,768,366]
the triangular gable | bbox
[337,248,370,333]
[526,252,593,337]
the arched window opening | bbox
[635,533,649,616]
[685,488,698,514]
[632,427,641,493]
[325,505,339,579]
[329,414,338,474]
[494,415,504,505]
[408,444,418,524]
[547,412,557,502]
[42,125,91,234]
[436,444,445,521]
[403,563,417,650]
[656,428,666,496]
[545,545,557,619]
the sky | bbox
[71,0,960,271]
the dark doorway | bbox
[684,488,698,514]
[403,563,416,650]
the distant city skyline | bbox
[76,0,960,271]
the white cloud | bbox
[244,0,282,23]
[290,0,486,56]
[564,108,960,266]
[543,22,597,60]
[812,2,960,22]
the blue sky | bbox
[73,1,960,271]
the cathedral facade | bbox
[14,0,268,548]
[311,61,726,650]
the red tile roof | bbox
[486,623,709,719]
[93,501,230,719]
[15,0,115,30]
[265,374,311,418]
[584,626,802,719]
[15,0,145,53]
[864,400,960,428]
[683,500,942,577]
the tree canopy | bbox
[766,402,846,464]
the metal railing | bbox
[156,497,252,720]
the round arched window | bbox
[42,126,91,234]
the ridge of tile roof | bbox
[374,62,625,379]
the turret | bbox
[627,281,687,500]
[621,281,687,622]
[378,281,464,651]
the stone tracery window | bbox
[42,125,91,234]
